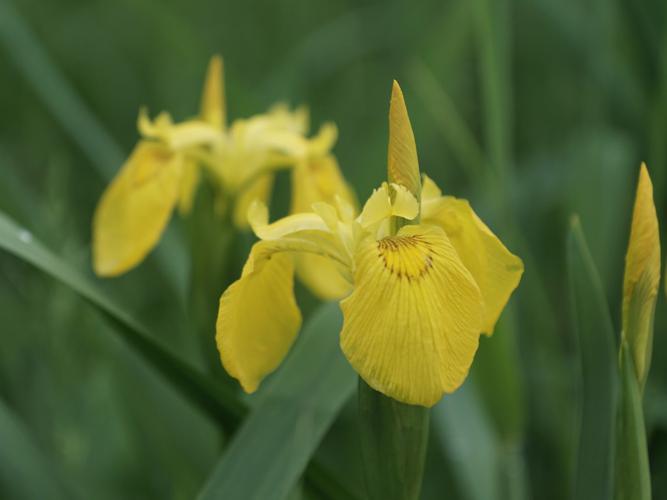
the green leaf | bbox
[197,303,358,500]
[568,216,619,500]
[0,398,79,500]
[615,343,651,500]
[433,382,500,500]
[0,210,243,432]
[358,379,429,500]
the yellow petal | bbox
[93,141,182,276]
[622,163,660,390]
[233,173,274,228]
[422,196,523,335]
[249,202,330,239]
[200,55,226,130]
[177,157,200,215]
[340,224,483,407]
[358,184,393,228]
[387,81,421,198]
[138,109,220,151]
[167,120,221,150]
[421,174,442,201]
[296,253,353,300]
[389,183,419,220]
[290,155,356,215]
[216,241,301,393]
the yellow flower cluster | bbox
[93,58,528,407]
[93,56,353,277]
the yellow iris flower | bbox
[215,82,523,407]
[93,56,352,277]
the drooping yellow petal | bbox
[93,141,182,276]
[622,163,660,390]
[340,224,483,407]
[216,241,301,393]
[422,196,523,335]
[200,55,226,130]
[177,157,200,215]
[233,173,274,228]
[387,81,421,199]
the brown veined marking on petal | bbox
[377,234,434,281]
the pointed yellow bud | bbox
[200,55,226,130]
[622,163,661,391]
[387,81,421,199]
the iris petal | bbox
[422,196,523,335]
[340,224,483,407]
[93,141,182,276]
[217,242,301,393]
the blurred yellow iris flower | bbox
[622,163,660,391]
[215,82,523,407]
[93,56,352,277]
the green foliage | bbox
[568,217,618,500]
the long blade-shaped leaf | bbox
[433,382,500,500]
[568,216,618,500]
[0,398,79,500]
[0,211,243,431]
[197,303,358,500]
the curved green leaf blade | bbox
[568,216,618,500]
[615,344,651,500]
[197,303,357,500]
[0,398,79,500]
[0,211,243,431]
[433,382,500,500]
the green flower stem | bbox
[358,377,430,500]
[187,182,238,378]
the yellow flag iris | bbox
[93,56,351,277]
[622,163,660,391]
[216,82,523,407]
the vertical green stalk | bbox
[615,343,651,500]
[187,180,238,377]
[358,378,429,500]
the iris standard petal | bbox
[93,141,182,276]
[340,224,483,407]
[216,241,301,393]
[422,196,523,335]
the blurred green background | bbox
[1,0,666,498]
